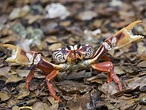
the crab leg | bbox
[101,55,110,61]
[35,57,55,75]
[3,44,64,101]
[25,65,36,89]
[30,55,62,101]
[2,44,33,65]
[86,20,144,64]
[109,20,144,50]
[126,20,142,31]
[91,61,122,91]
[45,70,61,102]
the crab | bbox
[2,20,144,102]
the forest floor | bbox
[0,0,146,110]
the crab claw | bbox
[3,44,35,65]
[113,20,144,49]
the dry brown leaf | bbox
[17,89,30,99]
[49,43,62,51]
[57,80,92,93]
[45,36,59,43]
[12,106,32,110]
[47,96,59,110]
[137,61,146,67]
[100,82,119,95]
[32,102,50,110]
[12,106,20,110]
[125,76,146,90]
[0,66,11,77]
[114,66,125,75]
[0,91,10,102]
[76,10,97,21]
[16,69,30,78]
[6,75,23,83]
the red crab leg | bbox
[91,61,122,91]
[25,65,36,90]
[36,58,55,75]
[99,55,112,81]
[101,55,110,61]
[45,70,61,102]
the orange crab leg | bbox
[91,61,122,91]
[34,57,62,101]
[101,55,110,61]
[25,65,36,89]
[45,70,61,102]
[36,58,55,75]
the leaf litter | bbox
[0,0,146,110]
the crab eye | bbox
[80,45,94,59]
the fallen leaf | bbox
[47,96,59,110]
[20,106,32,110]
[6,75,23,83]
[12,106,20,110]
[16,69,30,78]
[137,61,146,67]
[125,76,146,90]
[9,5,30,20]
[49,43,62,51]
[114,66,125,75]
[57,80,92,93]
[100,82,119,95]
[76,10,97,20]
[66,92,91,110]
[0,66,11,77]
[32,102,50,110]
[0,91,10,102]
[17,89,30,99]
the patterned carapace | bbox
[52,44,94,63]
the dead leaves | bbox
[56,80,92,93]
[137,61,146,68]
[0,91,10,102]
[0,0,146,109]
